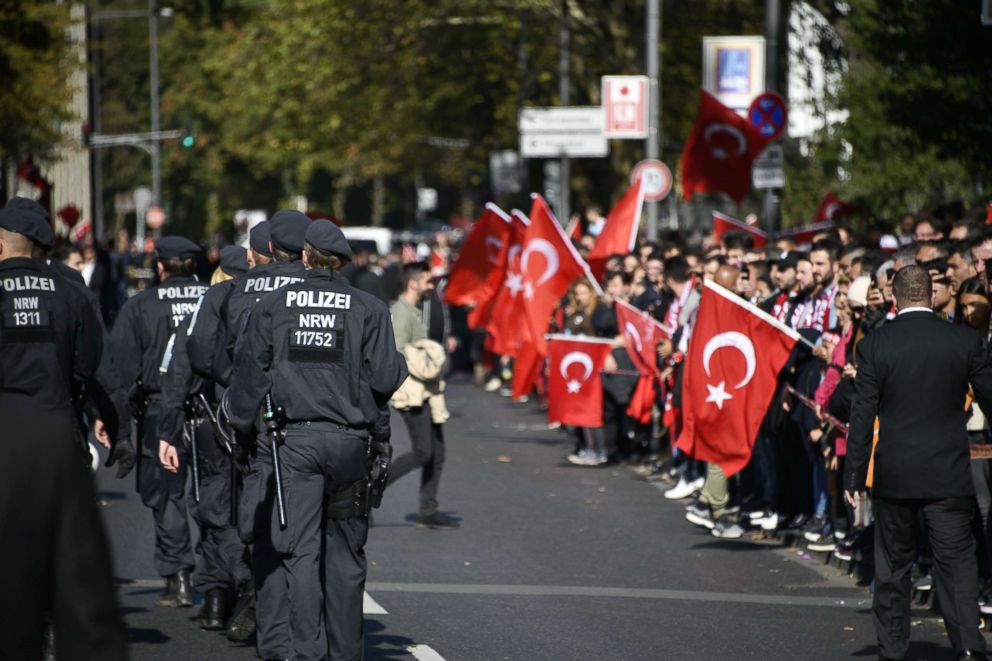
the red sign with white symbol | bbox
[602,75,649,139]
[631,159,672,202]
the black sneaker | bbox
[808,533,837,552]
[415,512,460,530]
[804,518,833,543]
[913,573,933,591]
[781,513,810,532]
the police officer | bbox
[186,213,308,653]
[5,197,136,476]
[111,236,208,607]
[0,203,103,415]
[227,219,406,661]
[158,315,252,630]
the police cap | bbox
[0,197,53,249]
[305,219,352,259]
[155,236,201,260]
[220,245,249,276]
[249,220,272,257]
[269,210,311,254]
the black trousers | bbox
[0,398,126,661]
[137,409,194,578]
[873,495,986,658]
[390,405,445,516]
[188,421,251,593]
[325,517,370,661]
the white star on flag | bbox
[505,273,524,297]
[566,379,582,394]
[705,381,733,409]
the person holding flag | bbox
[678,265,802,538]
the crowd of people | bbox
[442,204,992,631]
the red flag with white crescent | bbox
[486,210,532,355]
[520,194,600,355]
[676,280,799,476]
[445,203,513,308]
[814,192,857,223]
[547,335,614,427]
[587,177,646,279]
[680,91,773,205]
[614,298,672,375]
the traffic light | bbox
[181,129,196,148]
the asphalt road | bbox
[95,377,986,660]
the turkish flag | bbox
[614,298,671,375]
[445,204,513,308]
[712,211,768,249]
[614,299,671,424]
[520,194,599,355]
[680,91,772,205]
[587,177,646,280]
[814,192,857,223]
[511,335,544,401]
[778,221,835,248]
[547,335,614,427]
[486,210,532,355]
[676,279,799,476]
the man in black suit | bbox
[847,264,992,661]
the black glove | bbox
[105,439,137,479]
[232,442,251,475]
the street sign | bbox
[748,92,788,140]
[520,133,609,159]
[519,107,604,134]
[602,75,649,138]
[752,144,784,190]
[631,159,672,202]
[702,36,765,115]
[146,206,165,229]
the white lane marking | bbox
[407,645,447,661]
[126,581,389,615]
[363,592,388,615]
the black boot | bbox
[198,588,228,630]
[225,581,256,642]
[157,569,193,608]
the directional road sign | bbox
[520,133,609,159]
[519,107,605,134]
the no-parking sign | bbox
[747,92,788,140]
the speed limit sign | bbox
[631,159,672,202]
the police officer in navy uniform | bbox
[158,246,253,631]
[0,205,126,660]
[111,236,208,607]
[227,219,407,661]
[6,197,137,476]
[187,212,309,656]
[187,219,276,388]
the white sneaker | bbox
[664,478,697,500]
[484,377,501,392]
[755,512,779,531]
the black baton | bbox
[185,417,201,503]
[263,394,287,529]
